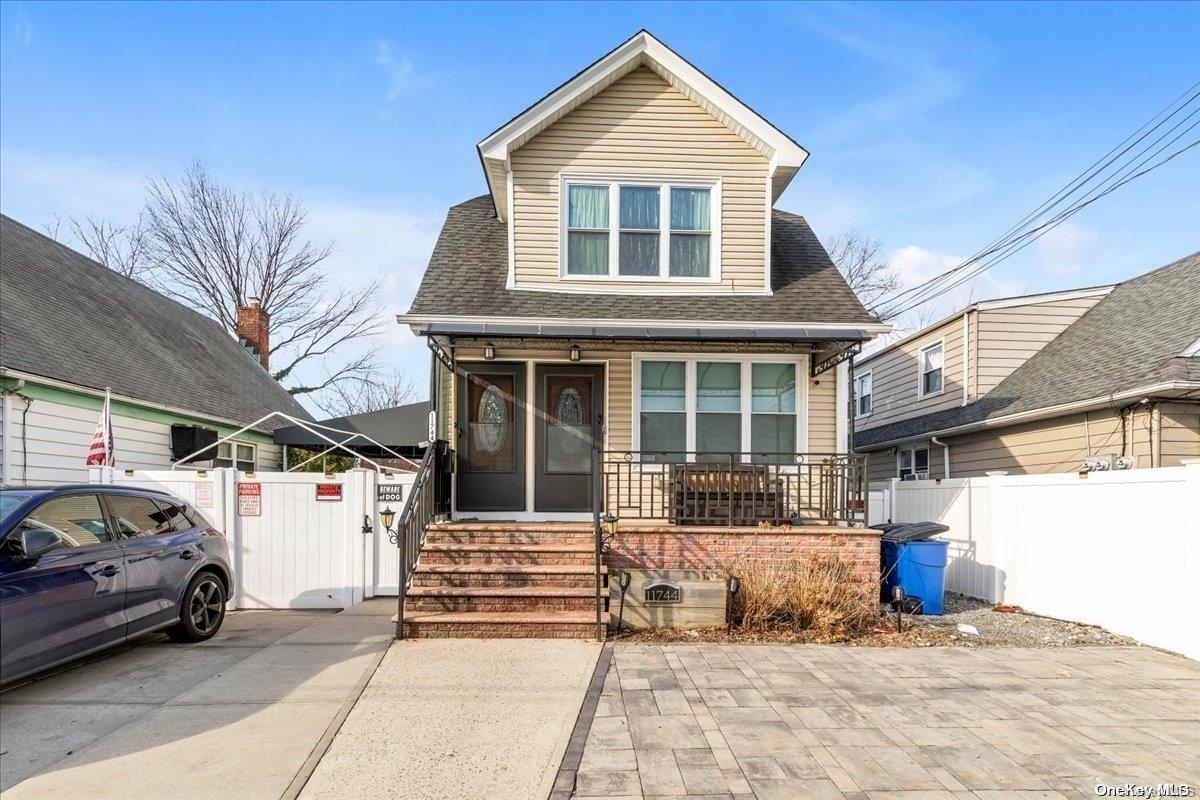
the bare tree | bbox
[312,370,417,417]
[827,230,901,316]
[131,161,384,397]
[70,215,150,280]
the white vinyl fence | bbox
[90,467,414,609]
[871,462,1200,660]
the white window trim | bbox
[917,338,946,399]
[215,440,258,470]
[854,370,873,419]
[897,445,930,480]
[559,174,722,283]
[631,352,809,463]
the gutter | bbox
[856,380,1200,450]
[397,313,893,335]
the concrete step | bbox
[420,543,594,566]
[406,585,609,613]
[400,610,608,639]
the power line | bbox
[870,81,1200,319]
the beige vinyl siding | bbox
[975,295,1105,395]
[856,316,966,431]
[1159,402,1200,464]
[443,340,835,456]
[509,67,769,293]
[0,396,280,485]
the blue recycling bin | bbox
[880,539,949,615]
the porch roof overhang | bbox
[407,320,883,343]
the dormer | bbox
[477,30,809,295]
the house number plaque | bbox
[643,583,681,605]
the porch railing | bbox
[597,450,868,527]
[394,440,451,639]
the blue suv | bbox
[0,484,232,684]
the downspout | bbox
[1,377,27,484]
[930,435,950,479]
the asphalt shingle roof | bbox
[0,215,312,431]
[407,196,877,325]
[854,251,1200,449]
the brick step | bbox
[406,585,609,613]
[425,530,596,546]
[420,543,594,566]
[411,563,607,590]
[399,610,608,639]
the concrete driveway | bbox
[0,599,395,799]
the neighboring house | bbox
[400,30,888,523]
[0,215,313,484]
[853,252,1200,481]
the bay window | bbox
[563,177,718,280]
[636,357,803,463]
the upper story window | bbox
[563,177,718,281]
[918,341,944,398]
[854,371,873,417]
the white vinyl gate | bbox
[90,467,414,609]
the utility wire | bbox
[870,82,1200,319]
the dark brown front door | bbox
[456,363,525,512]
[535,364,604,513]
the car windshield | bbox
[0,491,39,522]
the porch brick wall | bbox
[605,527,880,608]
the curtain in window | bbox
[568,185,609,228]
[696,362,740,461]
[670,188,710,231]
[567,185,610,275]
[640,361,685,461]
[620,187,659,229]
[750,364,795,463]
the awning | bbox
[412,322,877,342]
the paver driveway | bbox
[567,644,1200,799]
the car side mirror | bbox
[14,528,63,562]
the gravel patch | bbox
[903,592,1136,647]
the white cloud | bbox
[373,40,428,103]
[0,149,148,223]
[1034,221,1098,277]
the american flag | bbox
[85,388,116,467]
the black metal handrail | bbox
[394,442,448,639]
[597,450,868,527]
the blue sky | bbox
[2,1,1198,408]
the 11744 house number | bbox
[643,583,681,605]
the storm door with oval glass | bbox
[456,363,526,511]
[535,364,604,512]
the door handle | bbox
[95,564,120,577]
[179,550,196,560]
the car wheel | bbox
[167,572,226,643]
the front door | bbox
[535,364,604,512]
[456,363,526,512]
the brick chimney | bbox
[236,297,270,370]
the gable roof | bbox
[854,251,1200,449]
[0,214,312,431]
[401,196,884,333]
[477,30,810,220]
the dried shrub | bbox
[726,544,875,637]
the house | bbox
[853,252,1200,481]
[0,214,312,484]
[395,31,889,637]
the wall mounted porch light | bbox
[569,345,581,362]
[380,506,399,544]
[483,344,496,361]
